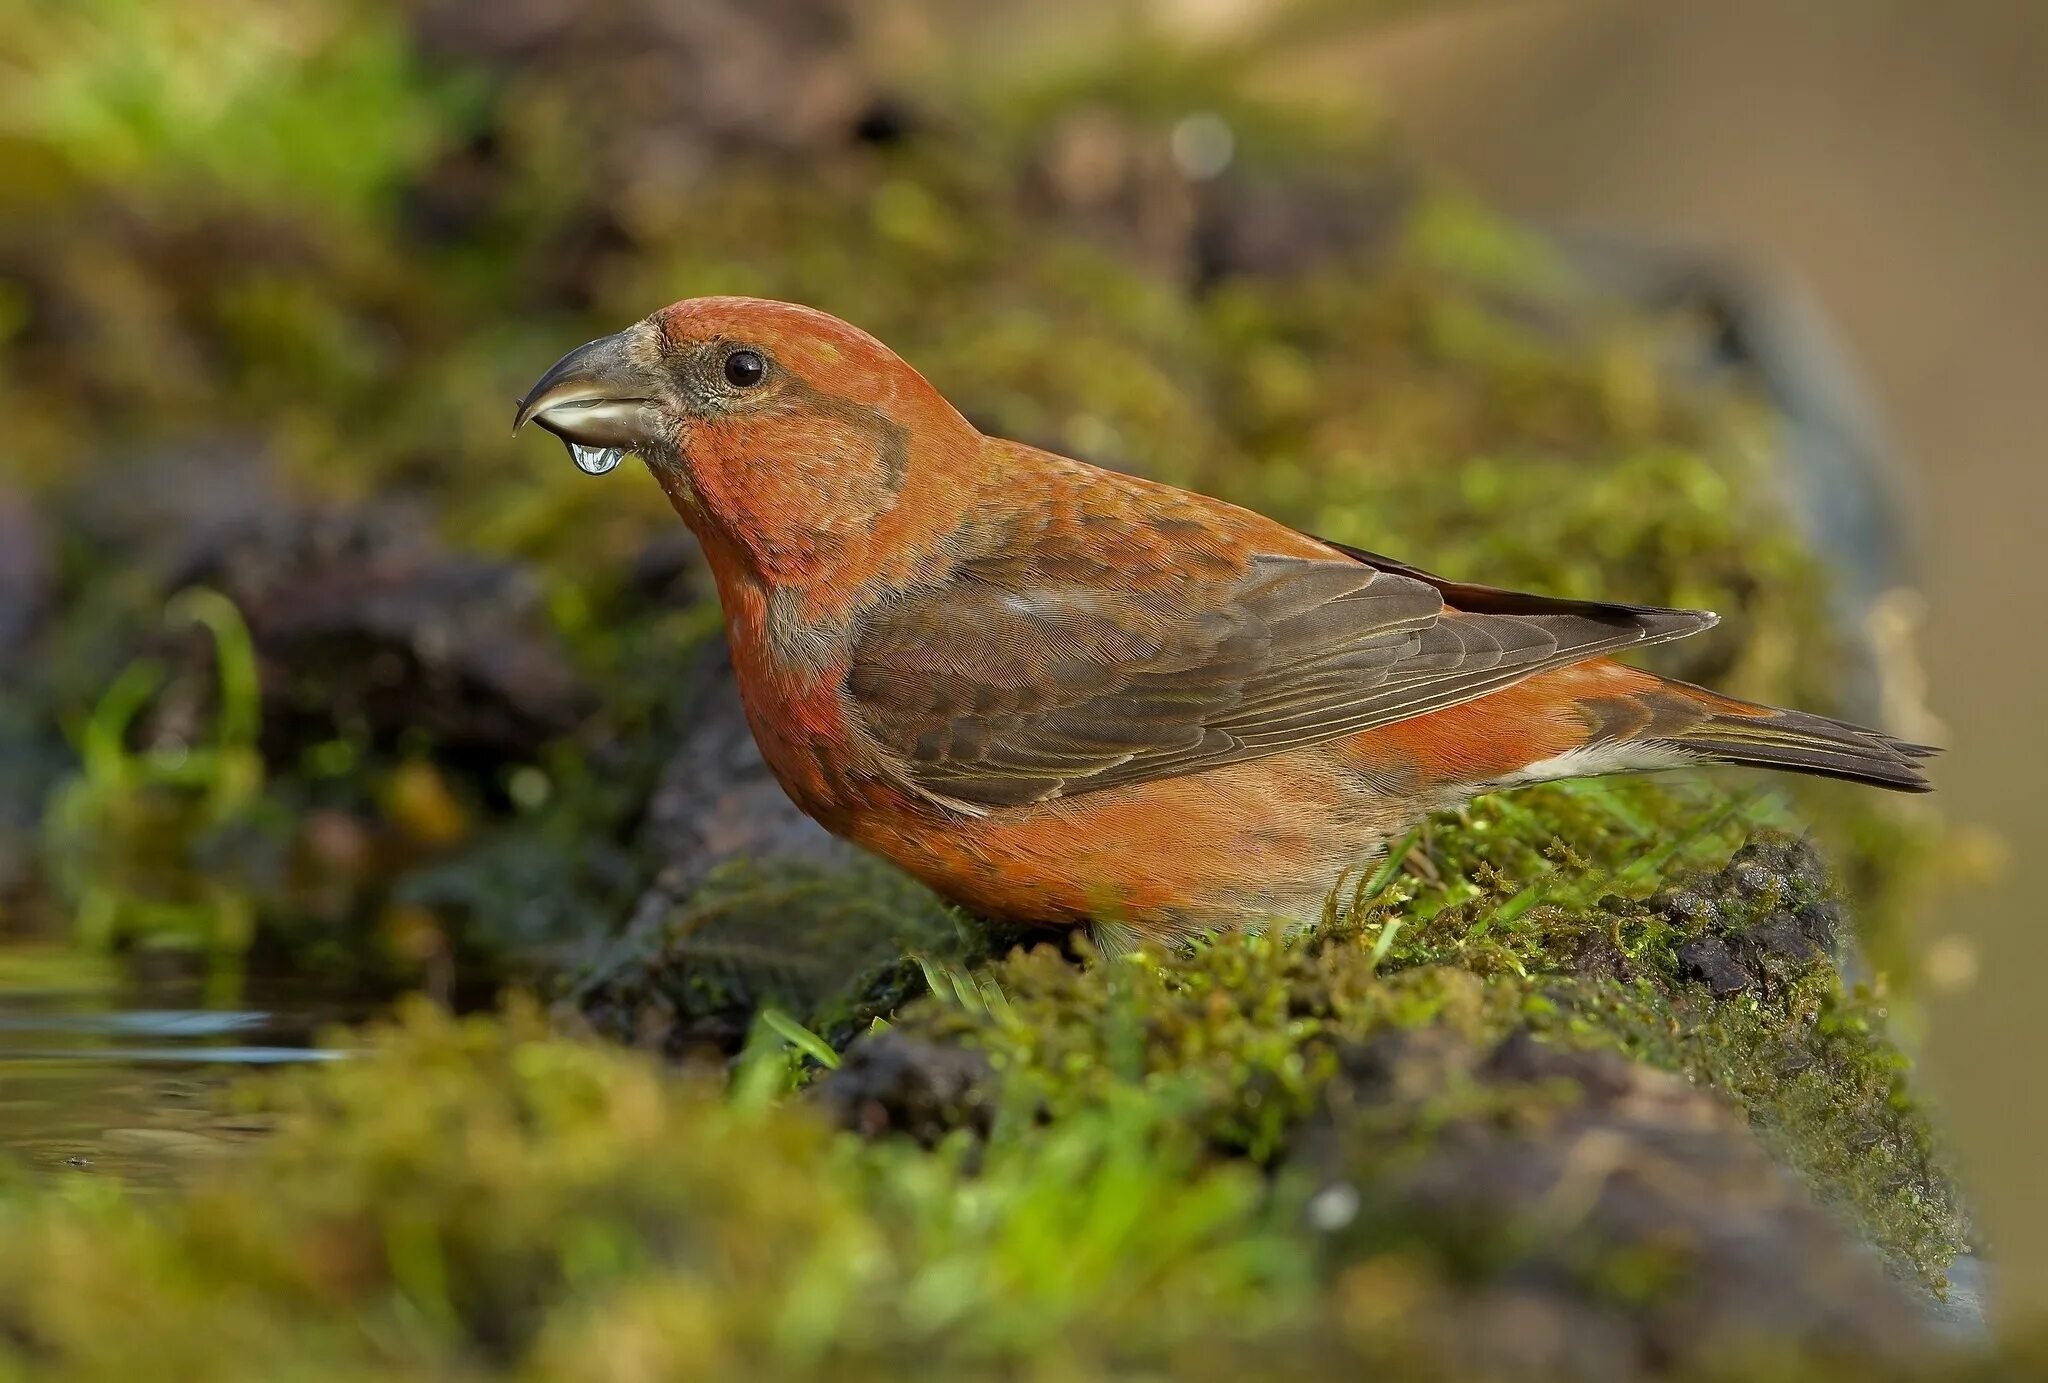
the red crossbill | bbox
[517,298,1932,945]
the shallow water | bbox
[0,963,368,1186]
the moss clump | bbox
[1290,1028,1931,1377]
[1403,831,1968,1291]
[892,830,1965,1292]
[571,854,983,1057]
[0,1000,1307,1381]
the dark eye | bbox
[723,349,766,388]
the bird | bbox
[516,297,1933,947]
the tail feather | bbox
[1520,664,1940,794]
[1668,697,1935,794]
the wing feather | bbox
[847,536,1715,808]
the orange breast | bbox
[842,747,1420,936]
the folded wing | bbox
[847,542,1715,809]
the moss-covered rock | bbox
[883,831,1965,1293]
[1294,1028,1928,1378]
[572,854,977,1059]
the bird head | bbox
[516,298,979,585]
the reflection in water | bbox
[0,980,365,1187]
[0,1045,344,1064]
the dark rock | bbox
[1298,1026,1933,1379]
[1328,1026,1480,1106]
[1656,833,1846,997]
[625,528,700,603]
[59,440,281,569]
[572,654,969,1056]
[570,849,965,1061]
[73,450,592,766]
[1480,1028,1633,1095]
[1794,899,1845,957]
[1677,935,1754,996]
[1194,171,1414,285]
[632,649,854,901]
[1648,885,1719,929]
[403,0,881,259]
[1568,932,1631,985]
[812,1030,996,1146]
[47,446,591,767]
[1741,913,1823,964]
[215,520,593,764]
[1726,832,1829,897]
[1722,853,1784,904]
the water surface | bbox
[0,957,368,1186]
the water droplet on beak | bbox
[568,442,625,476]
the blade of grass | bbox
[758,1006,841,1069]
[1368,917,1406,971]
[1356,828,1421,909]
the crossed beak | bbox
[514,322,666,474]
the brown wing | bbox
[847,541,1716,810]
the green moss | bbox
[0,988,2006,1382]
[0,1000,1309,1381]
[894,830,1964,1292]
[0,0,464,217]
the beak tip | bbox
[514,325,657,455]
